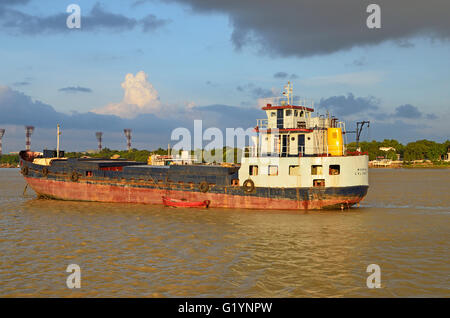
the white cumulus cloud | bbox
[93,71,161,118]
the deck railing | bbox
[244,145,344,158]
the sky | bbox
[0,0,449,153]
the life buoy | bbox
[21,166,29,176]
[243,179,255,193]
[70,171,79,182]
[199,181,209,193]
[42,167,49,177]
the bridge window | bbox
[268,165,278,176]
[329,165,340,175]
[271,111,276,117]
[285,109,292,116]
[311,165,323,175]
[313,179,325,187]
[249,165,258,176]
[289,165,300,175]
[294,110,298,116]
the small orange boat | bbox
[162,196,210,208]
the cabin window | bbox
[268,165,278,176]
[271,111,276,117]
[313,179,325,187]
[86,171,92,177]
[285,109,292,116]
[231,179,239,186]
[311,165,323,175]
[291,136,295,141]
[294,110,298,116]
[249,165,258,176]
[300,111,304,117]
[289,165,300,176]
[329,165,340,175]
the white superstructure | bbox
[239,82,369,190]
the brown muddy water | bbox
[0,168,449,297]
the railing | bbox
[244,145,345,158]
[260,96,315,108]
[256,119,268,129]
[256,118,312,130]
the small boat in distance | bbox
[19,82,369,210]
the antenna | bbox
[56,124,61,158]
[123,129,132,151]
[346,121,370,149]
[25,126,34,151]
[96,132,103,152]
[0,129,5,156]
[282,81,293,105]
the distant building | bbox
[379,146,396,152]
[149,150,198,165]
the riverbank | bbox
[0,164,18,168]
[369,162,450,169]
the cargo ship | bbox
[19,83,369,210]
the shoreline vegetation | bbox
[1,139,449,169]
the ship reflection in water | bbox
[0,168,448,297]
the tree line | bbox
[2,139,449,165]
[346,139,450,162]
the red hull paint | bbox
[162,196,210,208]
[25,177,363,210]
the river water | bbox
[0,168,448,297]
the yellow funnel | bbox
[327,128,343,156]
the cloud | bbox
[141,14,169,32]
[394,39,415,48]
[393,104,422,119]
[12,81,30,87]
[0,2,169,35]
[58,86,93,93]
[392,104,438,120]
[0,0,30,6]
[274,72,288,79]
[319,93,380,117]
[0,85,265,151]
[93,71,161,118]
[273,72,298,80]
[236,83,275,99]
[1,85,447,151]
[189,104,260,128]
[162,0,450,57]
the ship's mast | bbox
[56,124,61,158]
[0,129,5,156]
[282,81,293,105]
